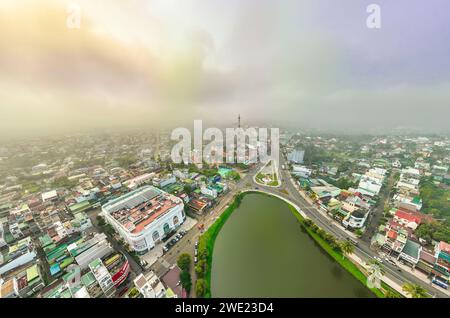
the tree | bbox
[323,233,334,243]
[103,224,115,236]
[180,270,192,294]
[183,184,193,195]
[402,283,428,298]
[198,246,208,261]
[416,220,450,244]
[228,171,241,181]
[51,177,77,189]
[195,258,207,277]
[338,161,352,174]
[195,264,204,278]
[96,216,106,226]
[331,177,357,190]
[367,260,383,289]
[116,154,138,168]
[339,240,355,260]
[196,278,207,297]
[316,228,326,238]
[385,290,401,298]
[177,253,192,272]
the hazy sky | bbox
[1,0,449,137]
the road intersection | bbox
[150,158,448,298]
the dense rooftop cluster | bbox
[0,131,239,298]
[284,132,450,288]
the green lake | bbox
[211,193,375,298]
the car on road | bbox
[346,237,358,246]
[176,233,182,240]
[194,257,198,263]
[195,241,198,248]
[373,256,383,263]
[432,278,448,290]
[171,238,177,244]
[386,258,397,266]
[194,249,198,257]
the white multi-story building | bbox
[366,167,387,180]
[88,258,115,297]
[152,175,176,188]
[357,177,382,197]
[0,237,37,275]
[356,167,386,197]
[292,165,312,178]
[343,209,369,229]
[102,186,185,254]
[393,194,422,212]
[200,185,218,198]
[173,169,189,180]
[133,271,168,298]
[41,190,58,203]
[401,167,421,179]
[124,173,154,190]
[287,149,305,164]
[0,223,6,248]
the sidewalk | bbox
[348,253,410,298]
[396,261,450,297]
[141,216,198,267]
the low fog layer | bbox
[1,0,449,138]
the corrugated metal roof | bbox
[26,264,39,282]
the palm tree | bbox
[367,260,383,289]
[339,240,355,260]
[402,283,428,298]
[385,290,401,298]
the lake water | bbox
[211,193,375,298]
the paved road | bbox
[150,158,448,298]
[149,168,257,297]
[266,155,448,298]
[361,171,395,242]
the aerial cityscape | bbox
[0,0,449,306]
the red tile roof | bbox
[439,241,450,254]
[388,220,403,230]
[387,230,398,240]
[394,210,422,224]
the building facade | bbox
[102,186,185,254]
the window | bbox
[163,223,170,234]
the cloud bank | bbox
[0,0,449,137]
